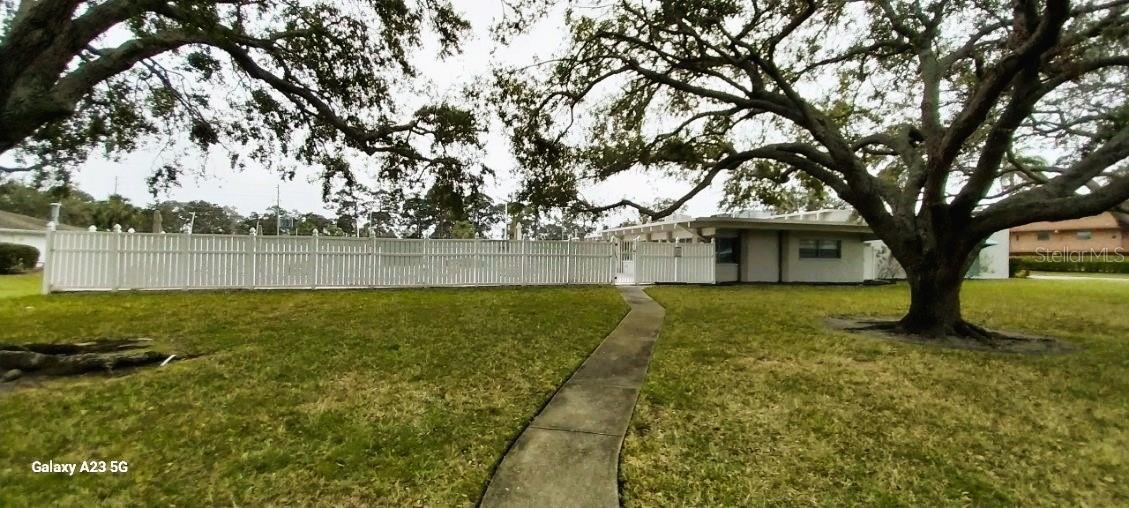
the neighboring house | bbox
[0,210,82,266]
[595,209,1010,283]
[596,209,876,283]
[1010,212,1129,255]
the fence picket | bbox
[42,231,713,292]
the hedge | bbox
[0,243,40,274]
[1010,255,1129,275]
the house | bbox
[1009,212,1129,255]
[595,209,877,283]
[0,209,82,265]
[866,230,1011,281]
[595,209,1011,283]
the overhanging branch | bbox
[0,164,43,174]
[581,144,840,220]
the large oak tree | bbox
[0,0,480,190]
[498,0,1129,337]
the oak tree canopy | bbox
[497,0,1129,337]
[0,0,481,192]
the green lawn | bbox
[0,284,627,506]
[6,277,1127,505]
[623,280,1129,506]
[0,272,41,299]
[1030,271,1129,280]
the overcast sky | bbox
[61,1,730,229]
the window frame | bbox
[715,236,740,264]
[1076,230,1092,240]
[798,238,842,259]
[1036,231,1051,241]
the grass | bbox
[624,280,1129,506]
[0,272,42,299]
[1030,271,1129,280]
[0,284,627,506]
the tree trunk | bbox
[899,253,983,338]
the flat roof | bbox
[595,215,874,238]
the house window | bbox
[715,237,739,264]
[799,239,842,259]
[1076,230,1092,240]
[1036,231,1051,241]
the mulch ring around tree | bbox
[0,338,196,390]
[826,317,1076,354]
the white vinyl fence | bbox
[633,242,716,284]
[41,230,715,293]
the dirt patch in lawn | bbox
[0,338,195,389]
[827,317,1076,354]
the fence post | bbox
[180,231,191,290]
[675,243,680,283]
[609,241,616,283]
[377,242,384,286]
[40,222,56,294]
[635,238,643,284]
[245,228,257,289]
[371,234,378,287]
[565,240,573,285]
[111,224,123,290]
[711,237,717,284]
[310,230,320,289]
[520,240,527,285]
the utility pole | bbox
[275,184,281,236]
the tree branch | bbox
[0,164,43,174]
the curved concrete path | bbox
[480,286,665,508]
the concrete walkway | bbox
[480,286,665,508]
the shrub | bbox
[0,243,40,274]
[1010,256,1129,275]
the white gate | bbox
[614,238,637,284]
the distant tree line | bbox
[0,181,595,240]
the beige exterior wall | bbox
[977,230,1011,279]
[740,229,780,282]
[1011,228,1122,254]
[716,263,739,282]
[606,222,873,284]
[781,231,866,283]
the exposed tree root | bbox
[0,338,153,355]
[857,318,1007,343]
[0,339,188,379]
[830,317,1073,354]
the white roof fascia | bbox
[598,216,872,237]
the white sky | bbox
[65,1,730,228]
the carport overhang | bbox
[594,217,877,242]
